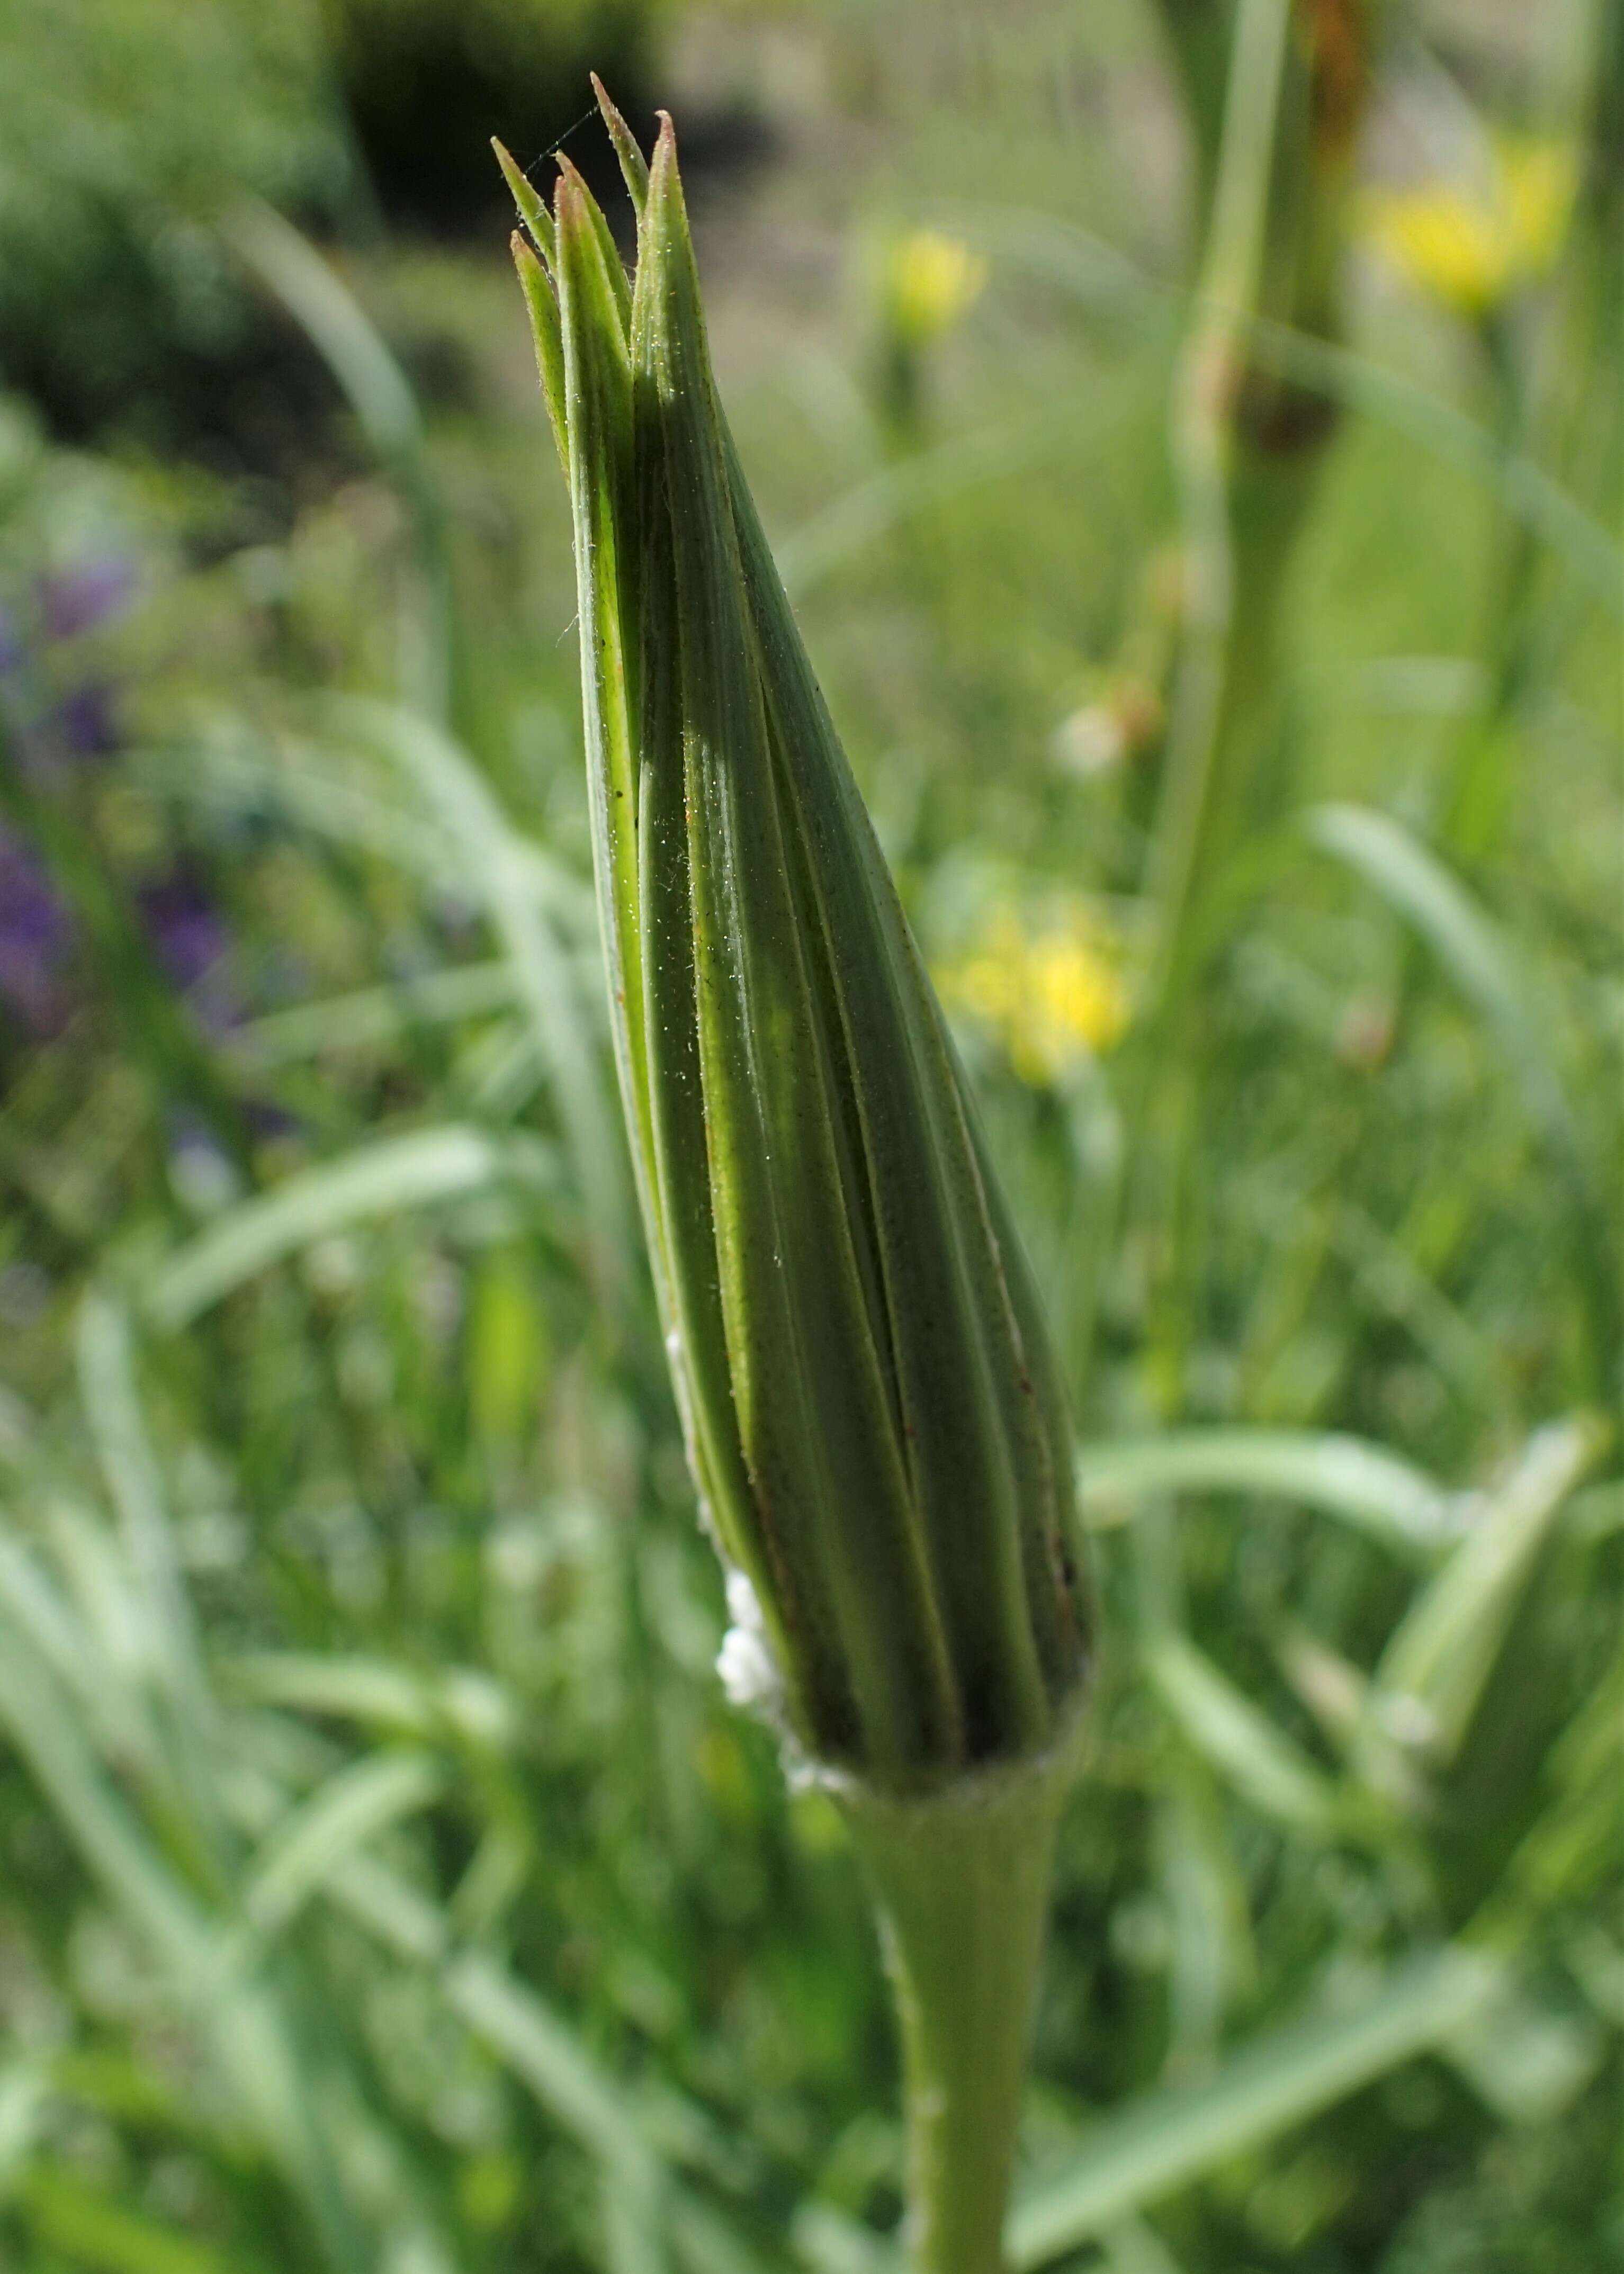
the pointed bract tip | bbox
[642,111,696,268]
[493,137,555,267]
[492,137,529,199]
[589,71,625,134]
[551,147,633,293]
[551,158,585,224]
[551,156,602,257]
[645,112,681,212]
[549,157,625,308]
[590,73,651,211]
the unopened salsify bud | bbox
[498,92,1089,1803]
[502,91,1094,2272]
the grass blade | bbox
[1374,1413,1609,1763]
[1145,1634,1340,1837]
[1100,2217,1189,2274]
[145,1126,560,1332]
[0,1533,161,1775]
[0,2061,49,2191]
[243,1751,447,1938]
[19,2167,254,2274]
[1075,1430,1454,1559]
[324,1857,776,2272]
[0,1617,372,2269]
[229,963,518,1068]
[77,1293,211,1715]
[226,1652,515,1748]
[444,1951,657,2183]
[1306,802,1620,1394]
[959,208,1624,614]
[792,2204,899,2273]
[1008,1946,1501,2266]
[776,409,1088,596]
[134,735,467,888]
[0,1608,209,1969]
[669,2197,779,2274]
[326,1859,657,2180]
[227,200,457,724]
[601,2169,669,2274]
[330,699,631,1297]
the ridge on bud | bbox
[499,90,1090,1799]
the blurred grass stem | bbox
[228,200,463,732]
[1145,0,1293,1005]
[1069,0,1296,1403]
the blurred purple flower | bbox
[140,870,229,988]
[0,557,131,778]
[0,829,74,1033]
[246,1098,301,1142]
[40,559,136,642]
[53,681,121,761]
[139,868,239,1032]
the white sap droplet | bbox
[725,1565,765,1632]
[716,1564,780,1713]
[665,1328,683,1366]
[716,1624,778,1712]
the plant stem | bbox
[1146,0,1293,1012]
[837,1712,1088,2274]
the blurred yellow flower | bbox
[1364,137,1578,318]
[937,907,1129,1085]
[882,229,989,346]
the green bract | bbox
[501,94,1089,1798]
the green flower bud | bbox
[501,94,1090,1800]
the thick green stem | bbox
[836,1711,1088,2274]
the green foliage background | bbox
[0,2,1619,2270]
